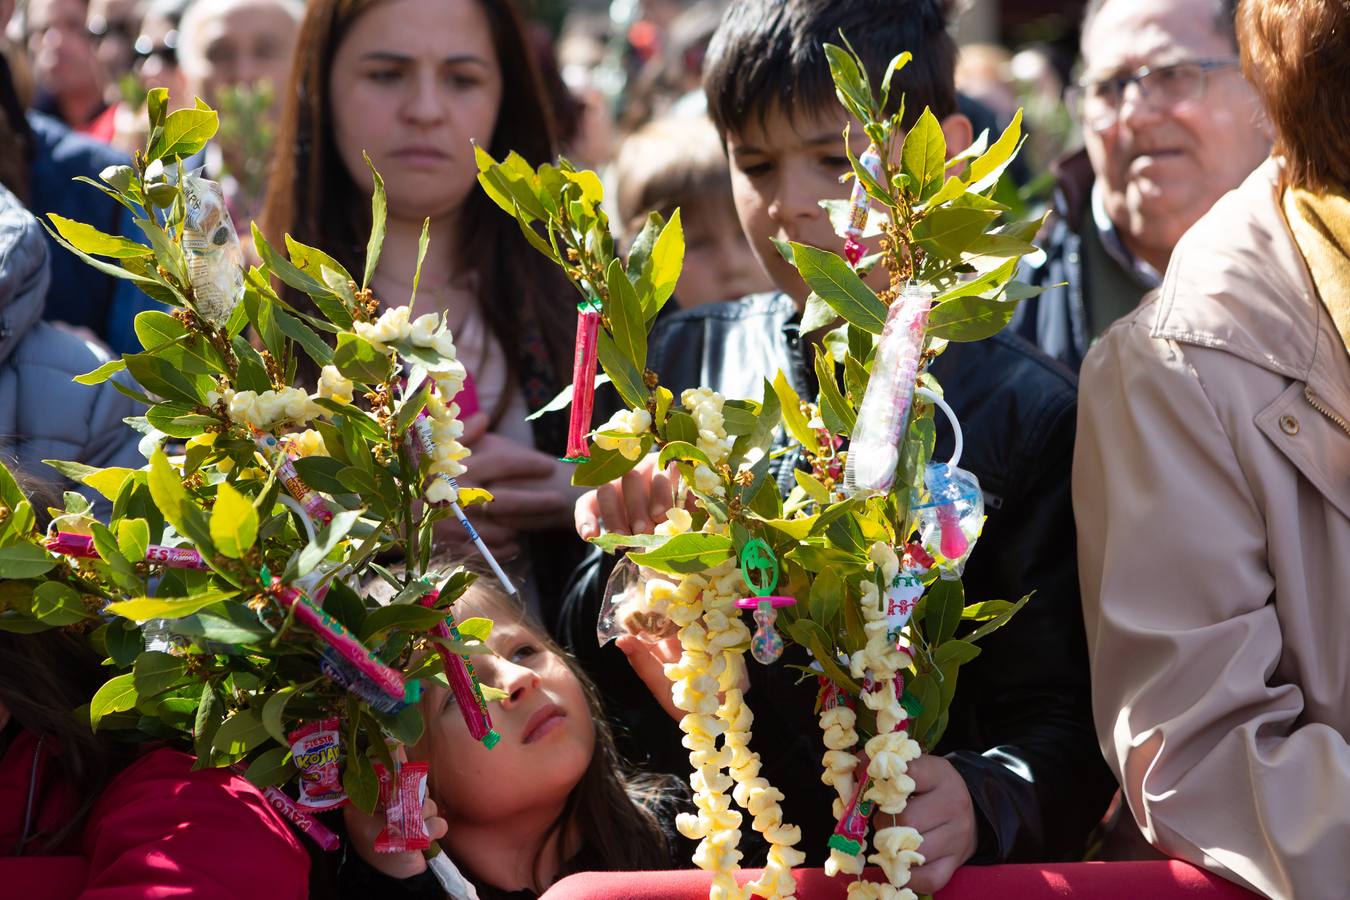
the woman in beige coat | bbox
[1074,1,1350,898]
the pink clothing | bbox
[1,729,309,898]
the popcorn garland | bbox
[681,388,735,497]
[594,407,653,461]
[816,543,925,900]
[662,553,804,900]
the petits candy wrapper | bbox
[288,717,346,810]
[182,174,244,326]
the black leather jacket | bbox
[559,292,1115,866]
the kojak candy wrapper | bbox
[373,761,433,853]
[181,174,245,326]
[289,717,346,810]
[842,284,933,497]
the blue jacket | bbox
[0,183,144,516]
[26,111,158,355]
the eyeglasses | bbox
[1066,58,1239,132]
[133,31,179,68]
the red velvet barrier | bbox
[541,862,1262,899]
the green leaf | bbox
[772,371,817,449]
[589,532,669,553]
[175,612,268,645]
[605,258,648,374]
[149,107,219,161]
[645,208,684,317]
[0,543,56,579]
[901,109,946,200]
[664,410,698,446]
[933,639,981,666]
[913,207,999,258]
[813,346,855,435]
[42,217,163,291]
[296,508,361,577]
[105,589,234,621]
[571,439,648,487]
[879,50,913,109]
[32,582,94,624]
[291,456,351,497]
[74,358,128,385]
[45,214,151,258]
[105,620,143,667]
[966,593,1030,643]
[628,532,734,574]
[455,616,492,642]
[343,741,379,815]
[135,217,189,286]
[823,43,874,123]
[133,650,187,697]
[925,579,965,644]
[124,351,205,405]
[148,449,215,551]
[213,708,270,755]
[808,566,843,627]
[794,469,831,505]
[211,481,258,559]
[790,243,887,334]
[357,604,450,642]
[333,332,392,384]
[927,293,1016,342]
[251,224,354,329]
[90,673,138,731]
[933,258,1019,304]
[658,440,712,469]
[116,518,150,564]
[146,88,168,128]
[262,685,302,744]
[596,330,648,410]
[962,599,1016,621]
[244,746,294,789]
[966,109,1024,193]
[273,307,334,367]
[231,336,274,393]
[362,152,387,289]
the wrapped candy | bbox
[829,752,874,855]
[843,145,884,267]
[181,174,244,325]
[420,590,500,749]
[373,760,433,853]
[916,463,983,577]
[253,430,334,526]
[46,531,208,570]
[842,285,933,497]
[289,717,346,810]
[563,300,602,462]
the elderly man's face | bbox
[1079,0,1269,269]
[185,1,298,109]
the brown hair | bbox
[0,630,138,853]
[419,578,674,889]
[613,115,731,242]
[260,0,576,411]
[1237,0,1350,192]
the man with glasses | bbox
[1012,0,1270,371]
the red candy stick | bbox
[46,532,208,570]
[419,590,499,748]
[562,301,602,463]
[268,577,405,702]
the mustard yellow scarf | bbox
[1284,185,1350,357]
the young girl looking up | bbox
[263,0,594,621]
[342,580,677,899]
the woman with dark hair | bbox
[262,0,589,624]
[0,627,310,897]
[341,579,678,898]
[1076,0,1350,897]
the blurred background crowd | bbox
[0,0,1090,353]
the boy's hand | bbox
[342,795,448,881]
[575,455,678,539]
[894,755,979,894]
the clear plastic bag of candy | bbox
[596,554,680,646]
[913,462,984,577]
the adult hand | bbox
[574,454,678,540]
[894,755,979,894]
[342,794,448,881]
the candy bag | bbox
[596,555,679,646]
[289,717,346,810]
[181,174,244,325]
[915,463,983,577]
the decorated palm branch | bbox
[477,42,1041,900]
[0,89,507,894]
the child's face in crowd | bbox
[329,0,502,223]
[725,103,970,306]
[725,103,864,306]
[416,607,595,824]
[675,196,774,308]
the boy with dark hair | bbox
[561,0,1115,891]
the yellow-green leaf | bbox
[45,214,152,258]
[210,481,258,559]
[90,673,138,730]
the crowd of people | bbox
[0,0,1346,898]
